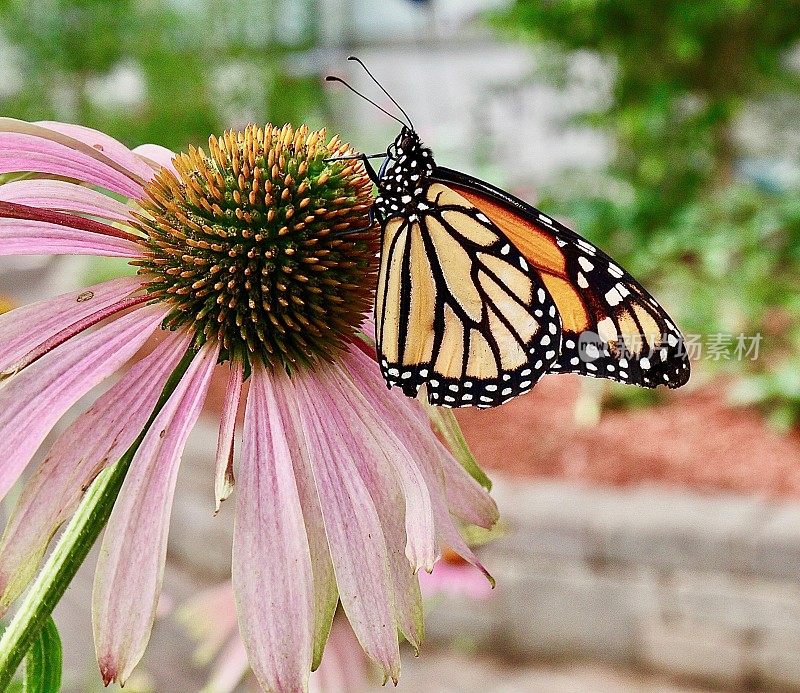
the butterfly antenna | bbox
[347,56,415,131]
[325,76,408,129]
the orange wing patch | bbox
[453,185,590,333]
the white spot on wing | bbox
[605,287,623,306]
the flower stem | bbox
[0,347,197,689]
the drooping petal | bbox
[0,329,191,613]
[327,357,436,573]
[93,341,218,686]
[214,360,243,512]
[132,144,179,177]
[434,436,499,529]
[418,560,493,600]
[0,304,167,501]
[35,121,155,182]
[293,370,401,682]
[344,345,498,528]
[309,616,370,693]
[269,375,338,671]
[342,345,497,583]
[0,179,133,221]
[0,132,143,199]
[232,365,315,693]
[0,276,144,374]
[321,362,428,650]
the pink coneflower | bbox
[0,118,498,691]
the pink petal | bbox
[0,304,167,502]
[293,371,401,682]
[0,329,191,613]
[418,560,493,600]
[214,360,243,512]
[132,144,179,177]
[232,365,315,692]
[204,636,250,693]
[330,354,436,572]
[0,179,133,221]
[435,436,499,529]
[0,131,142,199]
[269,377,339,670]
[0,216,143,257]
[93,341,219,686]
[178,581,239,665]
[321,362,427,650]
[341,347,496,585]
[0,276,144,374]
[309,616,369,693]
[345,346,498,529]
[35,121,155,182]
[3,294,151,377]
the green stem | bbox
[0,348,196,689]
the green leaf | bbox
[23,617,61,693]
[425,404,492,491]
[0,348,196,690]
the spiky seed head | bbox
[133,123,377,371]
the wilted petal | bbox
[214,360,243,511]
[93,341,218,686]
[35,121,155,182]
[0,329,191,612]
[132,144,179,176]
[0,276,144,374]
[0,179,133,221]
[293,371,401,682]
[233,365,315,693]
[0,304,167,501]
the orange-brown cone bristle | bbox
[133,124,377,371]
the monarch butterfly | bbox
[328,58,690,409]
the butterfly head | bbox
[388,127,432,167]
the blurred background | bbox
[1,0,800,690]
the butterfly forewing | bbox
[440,171,690,389]
[375,182,562,408]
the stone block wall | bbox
[425,479,800,690]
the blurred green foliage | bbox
[0,0,327,152]
[493,0,800,427]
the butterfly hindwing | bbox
[434,167,690,390]
[375,182,562,408]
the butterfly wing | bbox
[375,182,562,408]
[432,167,690,389]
